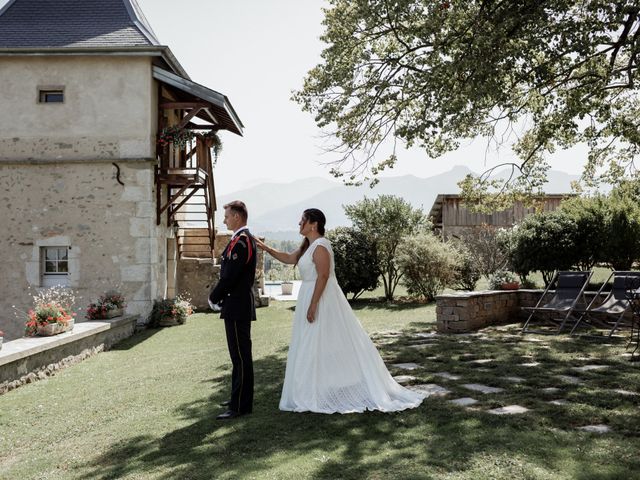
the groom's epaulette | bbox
[227,233,253,264]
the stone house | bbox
[0,0,244,340]
[428,193,572,239]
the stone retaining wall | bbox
[436,290,624,333]
[0,314,137,394]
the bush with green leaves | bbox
[326,227,380,299]
[559,195,608,270]
[344,195,430,301]
[602,193,640,270]
[503,211,580,285]
[397,233,460,301]
[450,240,481,291]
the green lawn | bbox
[1,300,639,480]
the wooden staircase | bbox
[156,136,217,259]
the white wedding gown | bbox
[279,237,425,414]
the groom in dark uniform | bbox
[209,200,257,420]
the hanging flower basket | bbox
[157,126,194,148]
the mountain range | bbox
[216,166,580,240]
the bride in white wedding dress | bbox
[256,208,425,414]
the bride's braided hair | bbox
[295,208,326,264]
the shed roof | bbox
[0,0,159,48]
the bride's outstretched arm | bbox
[307,246,330,323]
[255,237,300,265]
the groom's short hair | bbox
[224,200,248,222]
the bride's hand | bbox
[254,238,269,251]
[306,302,318,323]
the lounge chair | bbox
[570,271,640,337]
[521,271,592,334]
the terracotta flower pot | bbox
[501,282,520,290]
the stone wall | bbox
[436,289,630,333]
[0,56,156,161]
[0,314,137,395]
[0,161,169,340]
[176,232,267,311]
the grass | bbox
[0,299,639,480]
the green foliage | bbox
[559,195,608,270]
[326,227,380,299]
[488,270,519,290]
[148,296,194,327]
[264,239,300,281]
[295,0,640,197]
[502,211,580,285]
[397,233,460,301]
[601,192,640,270]
[450,240,482,291]
[344,195,431,300]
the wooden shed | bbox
[428,194,573,239]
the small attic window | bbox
[38,88,64,103]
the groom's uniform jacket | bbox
[209,229,257,321]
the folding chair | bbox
[521,271,592,334]
[570,271,640,337]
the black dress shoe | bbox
[216,409,245,420]
[219,400,231,407]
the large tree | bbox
[294,1,640,202]
[344,195,430,301]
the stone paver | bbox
[433,372,461,381]
[488,405,529,415]
[614,389,639,396]
[520,362,541,367]
[414,332,439,339]
[393,375,416,384]
[572,364,609,372]
[542,387,561,393]
[549,399,570,406]
[408,343,434,350]
[555,375,583,384]
[503,376,526,383]
[392,363,420,371]
[469,358,494,364]
[578,424,611,434]
[449,397,478,407]
[462,383,504,394]
[408,384,451,397]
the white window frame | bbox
[42,246,70,287]
[26,237,79,288]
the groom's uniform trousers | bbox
[209,230,257,414]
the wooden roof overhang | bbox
[153,66,243,136]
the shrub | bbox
[326,227,380,299]
[397,233,460,301]
[459,225,509,276]
[503,211,580,285]
[344,195,431,301]
[488,270,518,290]
[451,240,481,291]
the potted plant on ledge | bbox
[148,295,194,327]
[22,286,77,337]
[488,270,521,290]
[86,291,126,320]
